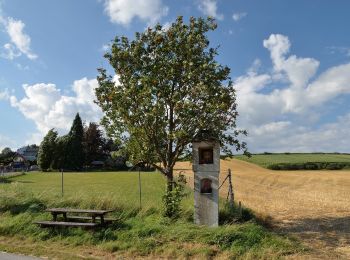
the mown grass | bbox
[235,153,350,170]
[0,172,303,259]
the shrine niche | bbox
[200,178,212,194]
[192,130,219,227]
[199,148,213,164]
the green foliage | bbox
[0,147,15,165]
[95,16,248,182]
[51,135,69,170]
[162,173,188,218]
[1,147,13,156]
[65,113,84,170]
[267,162,350,170]
[162,182,186,219]
[236,153,350,170]
[37,129,58,171]
[83,122,105,165]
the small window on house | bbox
[199,148,213,164]
[200,178,212,194]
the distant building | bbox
[17,145,39,162]
[11,154,29,170]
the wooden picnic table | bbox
[46,208,113,225]
[35,208,115,229]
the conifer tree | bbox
[66,113,84,170]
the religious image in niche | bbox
[199,148,214,164]
[201,178,212,194]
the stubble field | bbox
[175,158,350,259]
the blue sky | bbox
[0,0,350,152]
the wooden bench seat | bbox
[34,221,99,228]
[67,216,117,222]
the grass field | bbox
[0,171,301,259]
[235,153,350,169]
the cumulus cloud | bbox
[232,12,247,21]
[245,115,350,153]
[1,17,38,60]
[198,0,224,20]
[103,0,168,26]
[0,11,37,60]
[10,78,103,144]
[236,34,350,152]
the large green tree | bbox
[83,122,104,165]
[37,129,58,171]
[66,113,84,170]
[95,16,247,185]
[51,135,69,170]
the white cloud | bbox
[232,12,247,21]
[245,115,350,153]
[10,78,103,144]
[1,43,21,60]
[263,34,319,88]
[235,34,350,152]
[4,17,37,60]
[198,0,224,20]
[327,46,350,57]
[103,0,168,26]
[0,12,37,60]
[0,88,10,100]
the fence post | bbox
[228,169,234,208]
[61,169,64,197]
[138,167,142,209]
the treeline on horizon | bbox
[235,152,350,170]
[37,113,125,171]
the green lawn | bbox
[235,153,350,170]
[0,171,303,259]
[10,171,177,210]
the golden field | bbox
[175,158,350,259]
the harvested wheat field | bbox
[175,158,350,259]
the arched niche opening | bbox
[200,178,212,194]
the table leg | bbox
[63,212,67,221]
[101,215,105,226]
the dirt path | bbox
[175,159,350,259]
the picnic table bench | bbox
[34,208,115,229]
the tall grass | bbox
[0,172,303,259]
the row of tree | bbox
[37,113,119,171]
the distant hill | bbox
[234,153,350,170]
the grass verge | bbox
[0,172,304,259]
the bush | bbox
[267,162,350,170]
[162,174,187,219]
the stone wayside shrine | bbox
[192,131,220,227]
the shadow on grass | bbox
[0,199,46,215]
[0,178,12,183]
[219,202,255,225]
[277,216,350,248]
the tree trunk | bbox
[166,167,174,191]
